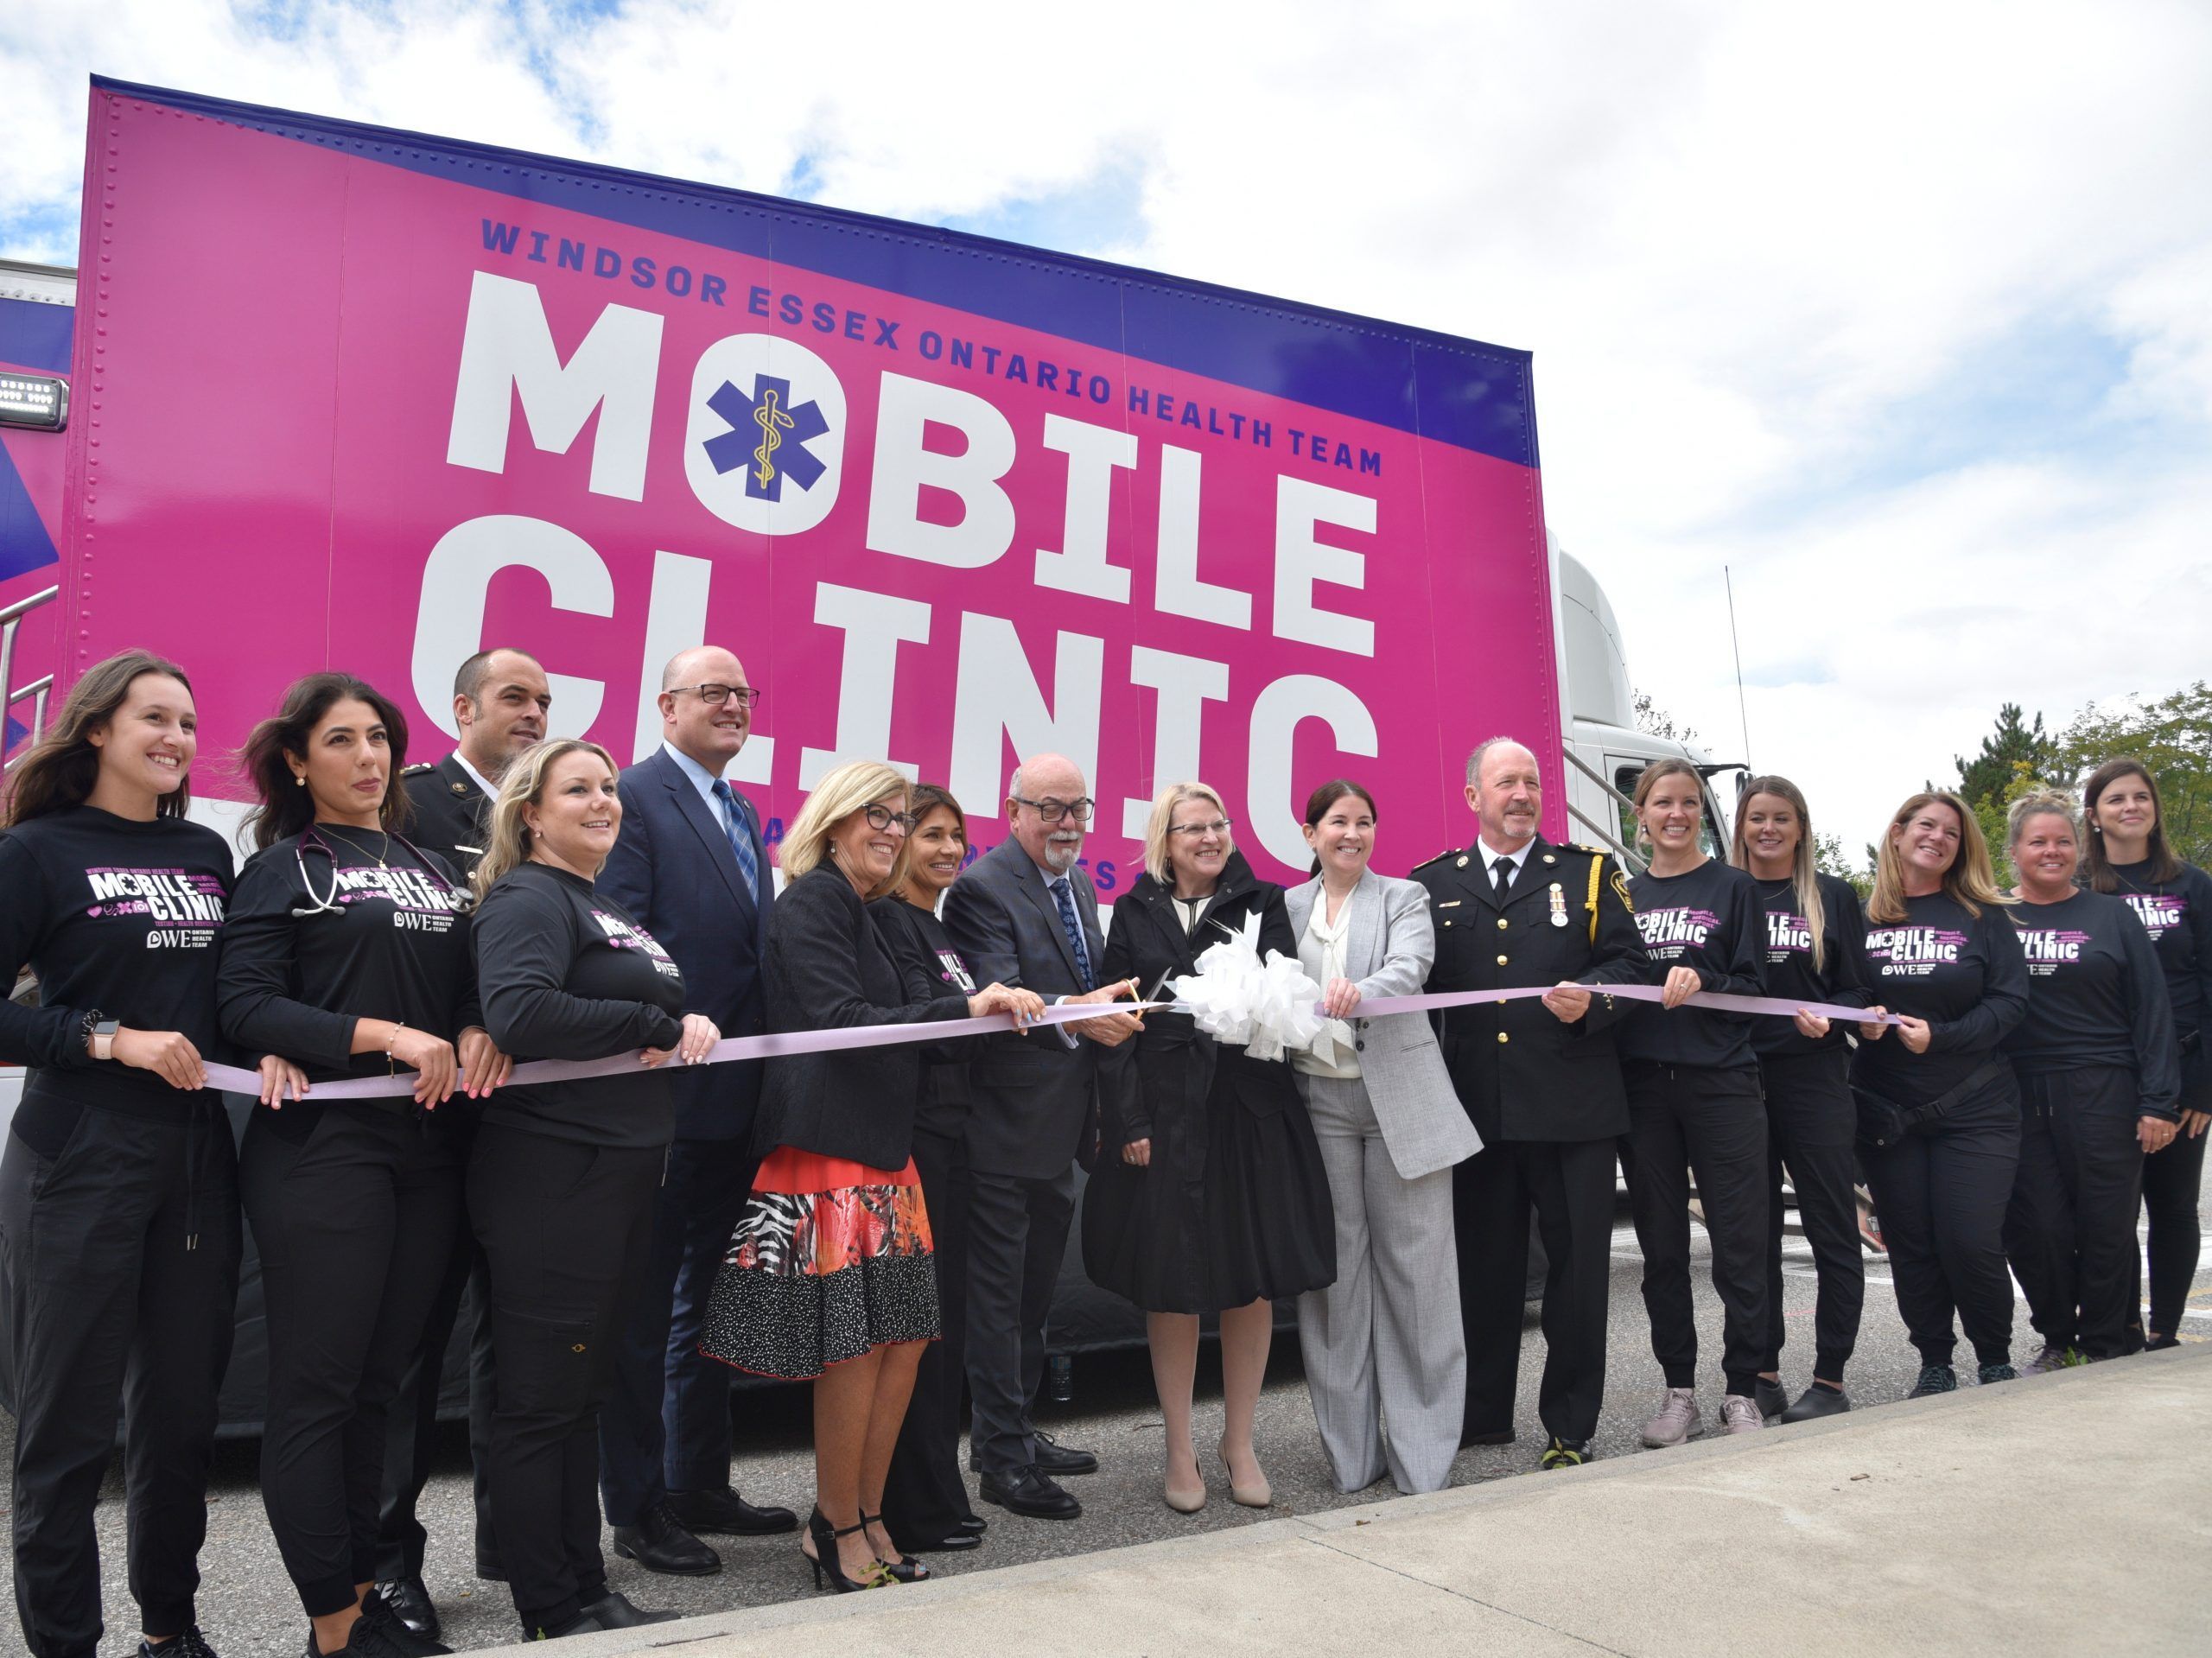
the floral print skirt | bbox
[700,1145,940,1380]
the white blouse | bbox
[1294,889,1362,1079]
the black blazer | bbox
[597,745,773,1141]
[753,864,970,1170]
[869,897,986,1141]
[400,753,492,874]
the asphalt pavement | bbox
[6,1199,2208,1655]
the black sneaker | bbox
[1977,1362,2018,1385]
[1538,1436,1589,1470]
[141,1633,219,1658]
[1754,1376,1789,1420]
[308,1611,419,1657]
[1778,1384,1851,1423]
[359,1585,452,1656]
[1906,1363,1956,1398]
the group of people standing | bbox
[1,650,2202,1658]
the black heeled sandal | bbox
[804,1507,893,1592]
[861,1512,931,1583]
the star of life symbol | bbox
[702,374,831,502]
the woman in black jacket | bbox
[702,761,1039,1595]
[219,672,507,1658]
[1080,783,1333,1515]
[0,651,289,1658]
[467,740,719,1642]
[871,785,994,1555]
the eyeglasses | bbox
[1166,818,1233,837]
[1012,796,1095,824]
[862,804,918,832]
[671,683,761,709]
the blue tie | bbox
[1050,875,1096,991]
[710,779,761,905]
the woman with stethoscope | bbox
[217,672,511,1658]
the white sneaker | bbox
[1640,1387,1700,1447]
[1719,1394,1764,1434]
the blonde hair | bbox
[1867,790,2010,924]
[473,739,619,902]
[1142,781,1230,885]
[780,759,908,884]
[1729,774,1826,972]
[2007,791,2080,847]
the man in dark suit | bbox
[595,645,796,1575]
[1415,737,1649,1471]
[942,753,1141,1521]
[375,646,549,1642]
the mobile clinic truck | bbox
[1,81,1730,1418]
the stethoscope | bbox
[290,826,472,918]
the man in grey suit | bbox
[942,753,1141,1521]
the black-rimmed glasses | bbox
[671,683,761,709]
[862,804,919,832]
[1012,796,1096,824]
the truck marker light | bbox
[0,372,67,431]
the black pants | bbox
[882,1130,978,1536]
[1623,1061,1770,1397]
[964,1165,1075,1477]
[1758,1047,1865,1381]
[1,1105,241,1658]
[239,1105,463,1616]
[470,1124,663,1635]
[376,1115,497,1582]
[2142,1043,2209,1338]
[1862,1069,2021,1369]
[1455,1136,1617,1447]
[600,1135,754,1527]
[2005,1067,2147,1360]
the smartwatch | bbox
[92,1017,120,1062]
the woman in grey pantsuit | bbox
[1287,781,1484,1494]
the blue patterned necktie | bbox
[1049,875,1096,991]
[710,779,761,905]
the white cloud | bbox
[3,0,2208,853]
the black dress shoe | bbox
[611,1504,722,1575]
[956,1514,988,1534]
[523,1609,607,1641]
[977,1464,1082,1520]
[899,1528,983,1553]
[1779,1383,1852,1423]
[576,1591,678,1629]
[1031,1431,1098,1476]
[664,1485,799,1536]
[1755,1377,1789,1420]
[371,1577,441,1643]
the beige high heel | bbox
[1219,1445,1271,1509]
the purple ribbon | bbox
[1348,983,1898,1026]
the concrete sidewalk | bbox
[504,1347,2212,1657]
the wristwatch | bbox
[89,1015,120,1062]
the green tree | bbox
[2056,681,2212,867]
[1813,831,1872,897]
[1950,702,2056,809]
[1633,690,1698,746]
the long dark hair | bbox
[1304,778,1378,878]
[2082,757,2182,889]
[240,672,413,850]
[2,651,195,828]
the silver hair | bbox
[1465,735,1534,788]
[1007,763,1025,801]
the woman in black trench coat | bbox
[1081,782,1334,1514]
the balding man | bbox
[1414,738,1649,1471]
[594,646,795,1579]
[943,754,1141,1520]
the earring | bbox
[293,774,306,788]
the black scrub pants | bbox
[1758,1046,1865,1382]
[1623,1061,1770,1398]
[1862,1069,2021,1369]
[599,1134,754,1528]
[964,1165,1075,1477]
[1455,1137,1617,1448]
[376,1111,499,1582]
[469,1122,663,1637]
[882,1128,979,1537]
[1,1102,241,1658]
[2141,1041,2209,1340]
[2004,1066,2148,1360]
[238,1104,464,1617]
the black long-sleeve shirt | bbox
[2003,889,2180,1117]
[868,896,983,1141]
[2106,858,2212,1045]
[472,861,686,1149]
[217,829,480,1119]
[1620,858,1766,1069]
[0,806,232,1153]
[1851,892,2030,1106]
[1751,873,1874,1058]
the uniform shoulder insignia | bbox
[1565,842,1611,859]
[402,761,436,776]
[1611,869,1634,905]
[1410,848,1464,873]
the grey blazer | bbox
[1286,870,1484,1180]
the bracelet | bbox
[387,1020,405,1077]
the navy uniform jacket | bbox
[1414,834,1650,1144]
[401,754,491,876]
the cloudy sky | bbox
[5,0,2209,856]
